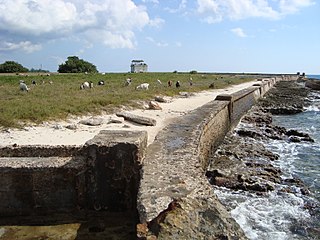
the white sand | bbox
[0,81,257,147]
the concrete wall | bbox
[0,156,86,216]
[136,76,296,239]
[0,130,147,217]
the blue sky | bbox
[0,0,319,74]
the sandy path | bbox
[0,81,257,147]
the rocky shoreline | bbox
[206,80,320,238]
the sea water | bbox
[214,85,320,239]
[307,75,320,80]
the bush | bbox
[58,56,98,73]
[0,61,28,73]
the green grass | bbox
[0,72,256,128]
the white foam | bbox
[304,105,320,112]
[215,188,310,240]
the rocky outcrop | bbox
[139,197,246,239]
[258,81,310,114]
[305,79,320,90]
[207,80,312,195]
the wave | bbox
[215,188,311,240]
[304,105,320,112]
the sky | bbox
[0,0,319,74]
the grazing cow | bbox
[89,81,94,88]
[167,80,173,87]
[98,80,105,85]
[176,81,181,88]
[19,80,29,92]
[136,83,149,90]
[80,81,90,90]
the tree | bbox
[58,56,98,73]
[29,68,49,73]
[0,61,28,73]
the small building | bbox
[130,60,148,73]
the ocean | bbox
[214,79,320,240]
[307,75,320,80]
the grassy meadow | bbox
[0,72,256,128]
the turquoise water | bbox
[214,90,320,240]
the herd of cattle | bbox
[19,77,187,92]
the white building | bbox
[130,60,148,73]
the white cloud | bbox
[0,41,42,53]
[196,0,314,23]
[146,37,168,47]
[0,0,155,51]
[165,0,188,13]
[142,0,159,4]
[149,17,165,28]
[231,28,247,38]
[279,0,314,14]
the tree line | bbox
[0,56,98,73]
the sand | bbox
[0,81,257,147]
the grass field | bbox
[0,72,256,128]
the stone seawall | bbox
[0,75,296,239]
[137,75,296,239]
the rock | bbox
[289,136,301,142]
[305,79,320,90]
[108,116,124,124]
[144,198,247,239]
[137,223,148,238]
[236,129,263,139]
[258,81,310,115]
[116,111,157,126]
[52,124,63,130]
[79,117,104,126]
[286,129,314,142]
[179,92,193,98]
[148,101,162,110]
[155,96,169,103]
[65,124,78,130]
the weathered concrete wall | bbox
[137,100,247,239]
[137,76,296,239]
[0,156,86,217]
[0,130,147,217]
[84,130,148,212]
